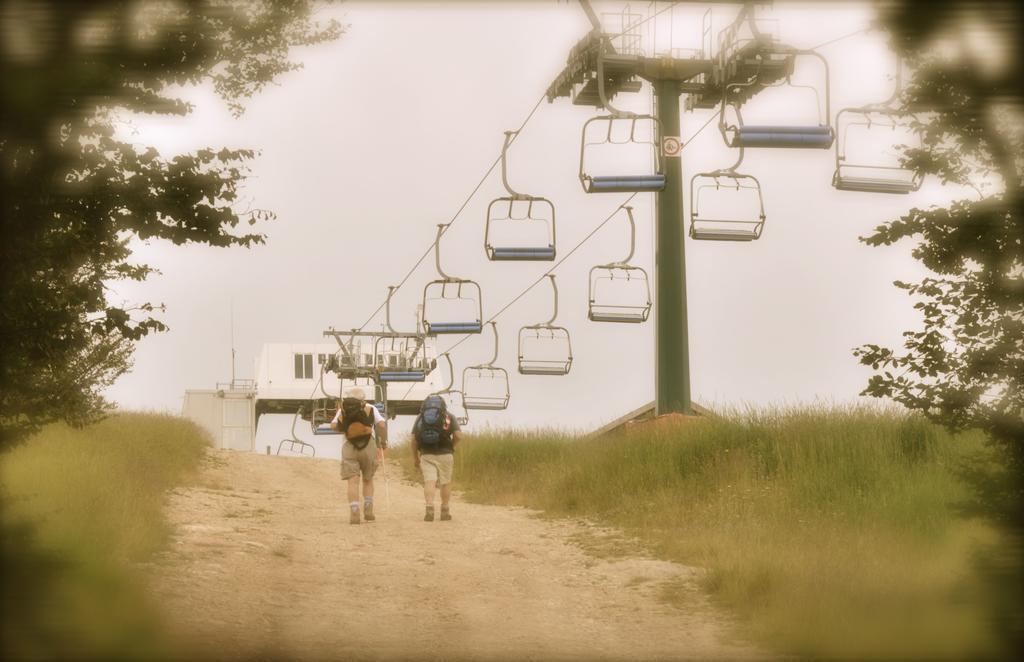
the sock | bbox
[425,503,434,510]
[363,496,373,506]
[349,502,360,512]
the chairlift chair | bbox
[588,206,651,322]
[434,352,469,426]
[325,337,376,380]
[719,48,835,150]
[518,275,573,376]
[308,369,385,433]
[689,147,766,242]
[832,62,921,194]
[461,321,510,410]
[374,335,428,382]
[422,225,483,334]
[309,397,340,436]
[277,406,317,457]
[374,287,429,382]
[579,40,666,194]
[484,130,556,261]
[307,363,344,437]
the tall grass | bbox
[1,412,210,660]
[454,406,1015,659]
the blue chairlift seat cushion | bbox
[313,424,341,436]
[378,371,426,382]
[588,174,666,193]
[490,246,556,261]
[427,322,483,334]
[733,126,834,149]
[742,125,833,134]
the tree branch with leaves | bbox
[0,0,344,447]
[855,1,1022,469]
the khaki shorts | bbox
[340,440,378,480]
[420,453,454,486]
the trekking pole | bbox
[381,447,392,511]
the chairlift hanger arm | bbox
[596,39,633,118]
[544,275,560,326]
[481,321,499,368]
[317,366,334,399]
[433,224,454,281]
[291,406,302,439]
[615,205,637,265]
[709,143,746,173]
[384,285,398,333]
[499,131,529,200]
[434,352,460,396]
[788,48,831,124]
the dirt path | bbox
[146,449,769,661]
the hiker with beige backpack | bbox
[331,387,388,525]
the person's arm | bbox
[330,408,342,432]
[449,415,462,448]
[411,417,421,467]
[370,405,388,449]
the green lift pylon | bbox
[546,1,783,416]
[652,78,690,415]
[546,7,711,415]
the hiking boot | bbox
[424,506,434,522]
[440,506,452,522]
[363,502,375,522]
[349,510,360,525]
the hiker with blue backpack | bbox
[411,394,462,522]
[331,387,388,525]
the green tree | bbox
[855,1,1023,479]
[0,1,343,446]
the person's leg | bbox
[423,478,436,505]
[341,443,362,524]
[438,454,454,521]
[357,445,378,521]
[421,456,438,521]
[362,478,375,521]
[346,476,361,524]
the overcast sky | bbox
[103,1,969,443]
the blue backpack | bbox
[417,395,450,447]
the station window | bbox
[294,353,314,379]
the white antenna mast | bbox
[230,298,236,387]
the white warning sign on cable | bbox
[661,136,682,158]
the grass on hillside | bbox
[1,413,210,660]
[446,406,1019,660]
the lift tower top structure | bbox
[546,2,797,415]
